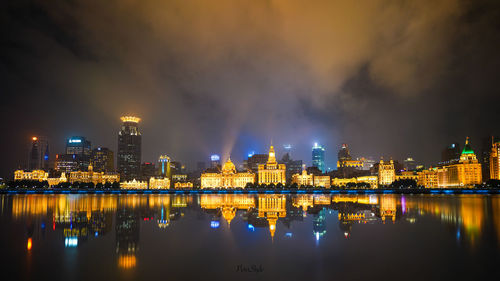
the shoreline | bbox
[0,188,499,195]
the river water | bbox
[0,194,499,281]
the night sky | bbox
[1,0,500,178]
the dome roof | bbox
[462,137,475,155]
[222,158,236,173]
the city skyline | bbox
[2,1,500,179]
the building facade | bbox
[378,159,396,186]
[201,158,255,188]
[121,179,148,189]
[291,169,314,186]
[436,137,482,188]
[69,165,120,185]
[117,116,142,181]
[149,177,170,189]
[417,168,438,188]
[490,141,500,180]
[14,170,48,181]
[258,146,286,185]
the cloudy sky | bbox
[1,0,500,176]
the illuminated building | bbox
[258,195,286,239]
[437,137,482,188]
[149,177,170,189]
[201,158,255,188]
[69,165,120,185]
[172,174,188,182]
[312,143,326,173]
[120,179,147,189]
[313,175,331,188]
[200,195,256,225]
[403,157,417,171]
[490,140,500,180]
[91,147,114,172]
[258,146,286,185]
[395,171,418,181]
[174,182,193,189]
[14,170,48,181]
[117,116,141,181]
[54,154,79,173]
[378,159,396,186]
[291,169,313,186]
[417,168,438,188]
[158,155,171,178]
[47,173,67,186]
[29,136,50,171]
[331,176,378,188]
[65,136,92,171]
[337,144,363,169]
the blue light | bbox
[285,232,292,237]
[210,154,220,161]
[248,224,255,231]
[68,139,82,143]
[64,237,78,247]
[95,232,99,237]
[41,223,45,229]
[211,221,220,228]
[44,155,49,161]
[247,151,255,158]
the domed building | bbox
[258,145,287,185]
[200,157,255,188]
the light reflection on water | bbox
[1,194,499,280]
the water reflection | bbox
[3,194,500,271]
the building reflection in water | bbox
[5,194,500,252]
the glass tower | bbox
[312,143,325,173]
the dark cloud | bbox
[1,0,500,177]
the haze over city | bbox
[1,0,500,177]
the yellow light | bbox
[32,137,38,141]
[118,254,136,269]
[27,238,32,250]
[120,116,141,123]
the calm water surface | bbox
[1,194,499,281]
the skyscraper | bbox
[312,143,325,173]
[441,143,461,163]
[56,136,92,171]
[117,116,142,181]
[28,136,49,171]
[91,147,114,172]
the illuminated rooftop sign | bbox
[68,139,82,143]
[211,154,220,161]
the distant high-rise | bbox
[117,116,142,181]
[490,140,500,180]
[403,157,417,171]
[158,155,171,178]
[441,143,461,163]
[91,147,114,172]
[58,136,92,171]
[247,154,268,172]
[312,143,325,173]
[28,136,49,171]
[210,154,221,169]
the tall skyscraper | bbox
[158,155,171,178]
[118,116,142,181]
[91,147,114,172]
[28,136,49,171]
[312,143,325,173]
